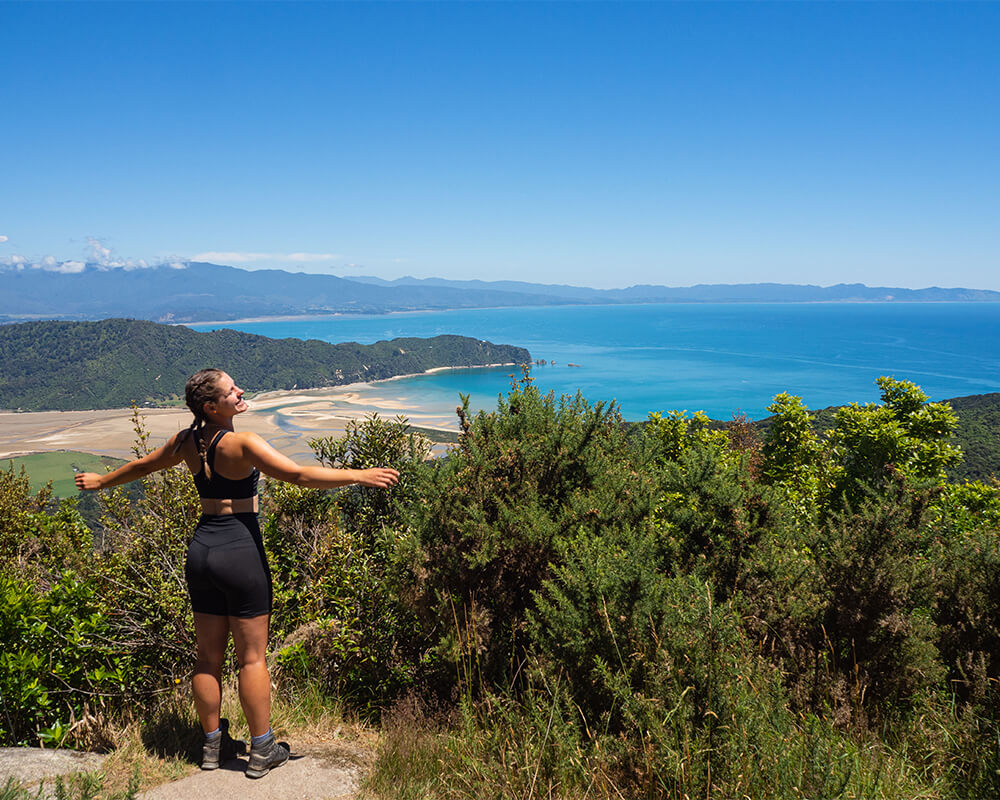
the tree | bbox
[828,376,961,505]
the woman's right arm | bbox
[75,432,189,491]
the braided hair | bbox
[177,368,225,478]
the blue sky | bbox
[1,2,998,289]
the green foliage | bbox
[652,443,778,601]
[946,392,1000,481]
[814,485,943,720]
[761,392,825,508]
[4,372,1000,798]
[265,414,431,709]
[0,319,530,411]
[828,377,961,506]
[929,515,1000,708]
[399,375,655,688]
[309,413,431,541]
[0,771,140,800]
[0,574,126,746]
[0,462,93,581]
[646,408,728,464]
[90,411,200,692]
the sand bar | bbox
[0,382,461,464]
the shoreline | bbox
[180,299,1000,328]
[0,373,471,463]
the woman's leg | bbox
[192,612,230,733]
[230,614,271,738]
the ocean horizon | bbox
[189,302,1000,422]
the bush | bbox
[0,462,93,581]
[265,413,430,710]
[397,376,656,690]
[0,573,126,746]
[90,414,200,694]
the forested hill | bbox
[0,319,530,411]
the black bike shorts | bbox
[185,512,272,618]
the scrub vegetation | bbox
[2,374,999,799]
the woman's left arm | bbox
[239,431,400,489]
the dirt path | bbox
[136,741,367,800]
[0,742,369,800]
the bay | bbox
[189,303,1000,422]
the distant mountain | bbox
[0,319,530,411]
[2,261,998,325]
[0,262,574,324]
[346,275,1000,304]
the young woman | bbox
[75,369,399,777]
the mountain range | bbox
[3,261,998,324]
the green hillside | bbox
[0,318,531,411]
[4,451,126,497]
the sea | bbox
[189,303,1000,423]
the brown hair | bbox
[175,368,225,477]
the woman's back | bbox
[191,429,259,499]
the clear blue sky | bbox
[2,2,998,289]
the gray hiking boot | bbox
[245,730,289,779]
[201,718,239,770]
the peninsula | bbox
[0,319,530,412]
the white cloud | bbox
[84,237,160,270]
[192,251,341,264]
[0,241,190,274]
[28,259,86,274]
[0,254,28,270]
[0,235,8,243]
[56,260,87,274]
[87,237,113,264]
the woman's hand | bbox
[356,467,401,488]
[75,472,103,491]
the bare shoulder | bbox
[231,430,269,454]
[233,430,266,445]
[168,427,195,453]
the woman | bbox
[75,369,399,777]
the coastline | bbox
[0,373,476,463]
[0,361,519,463]
[179,299,1000,328]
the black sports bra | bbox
[192,430,259,500]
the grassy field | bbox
[5,451,126,497]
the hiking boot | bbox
[245,730,289,779]
[201,718,239,770]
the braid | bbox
[181,368,225,479]
[191,417,212,479]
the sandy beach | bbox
[0,381,461,464]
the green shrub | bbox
[651,441,779,602]
[89,412,200,693]
[265,414,430,710]
[309,413,431,541]
[0,462,93,581]
[0,573,126,746]
[397,377,655,690]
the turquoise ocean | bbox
[190,303,1000,422]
